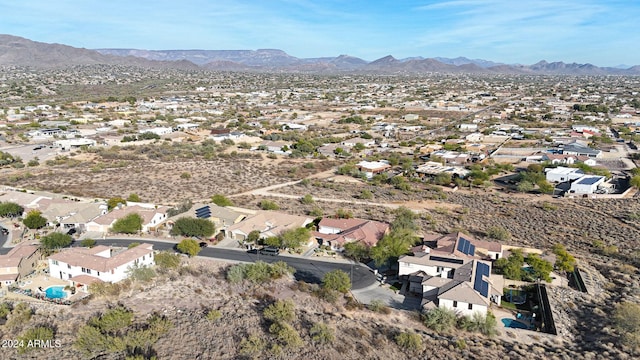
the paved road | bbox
[93,239,377,290]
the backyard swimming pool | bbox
[45,286,67,299]
[502,318,529,329]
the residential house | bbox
[561,141,602,158]
[544,166,585,183]
[399,233,503,316]
[139,127,173,136]
[356,161,391,179]
[258,141,291,154]
[47,243,154,290]
[569,175,606,195]
[54,138,97,151]
[226,211,312,242]
[38,199,107,231]
[541,154,598,166]
[85,204,169,234]
[459,124,479,132]
[165,203,246,237]
[340,137,376,148]
[402,114,420,121]
[0,243,41,287]
[314,218,389,250]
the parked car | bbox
[199,241,208,248]
[258,246,280,256]
[1,227,9,235]
[66,228,77,235]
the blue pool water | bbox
[502,318,529,329]
[45,286,67,299]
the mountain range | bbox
[2,34,640,75]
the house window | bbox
[97,272,100,276]
[68,264,71,269]
[468,304,473,310]
[52,260,58,265]
[81,268,92,274]
[453,301,458,308]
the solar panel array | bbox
[456,237,476,256]
[428,256,465,265]
[473,262,490,297]
[195,206,211,219]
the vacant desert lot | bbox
[0,155,328,204]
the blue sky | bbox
[0,0,639,66]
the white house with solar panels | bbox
[399,233,504,317]
[569,175,606,195]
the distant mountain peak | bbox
[1,34,639,75]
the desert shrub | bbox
[322,270,351,293]
[23,210,47,229]
[206,309,222,322]
[226,261,295,284]
[315,288,340,304]
[368,299,391,314]
[259,199,280,210]
[269,322,303,348]
[264,300,296,323]
[613,302,640,350]
[486,226,511,241]
[211,194,234,207]
[239,334,266,358]
[300,194,314,204]
[0,302,11,319]
[475,311,498,337]
[423,307,456,332]
[310,322,335,344]
[17,326,55,353]
[89,306,134,335]
[75,309,171,357]
[6,302,32,330]
[395,331,423,351]
[154,251,181,269]
[127,265,156,282]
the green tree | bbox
[279,227,310,250]
[170,217,215,238]
[40,233,72,249]
[370,228,418,266]
[391,206,419,233]
[176,238,201,257]
[246,230,261,244]
[111,213,143,234]
[0,202,23,217]
[107,197,127,210]
[525,253,553,282]
[322,269,351,293]
[552,244,576,273]
[23,210,47,229]
[211,194,234,207]
[631,175,640,189]
[343,241,371,263]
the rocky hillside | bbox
[1,253,637,360]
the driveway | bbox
[352,281,422,310]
